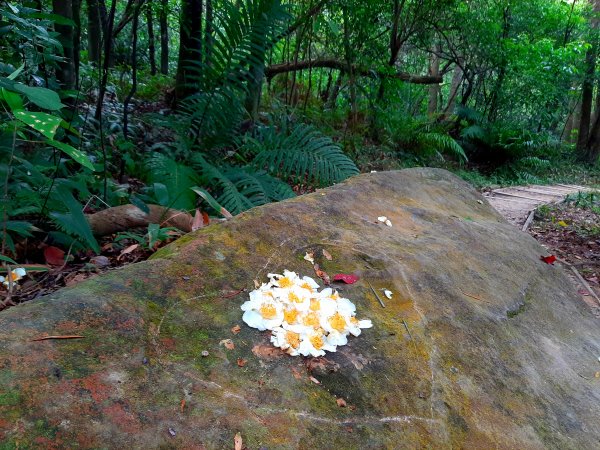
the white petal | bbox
[301,276,320,289]
[385,219,392,227]
[377,216,387,222]
[303,252,314,264]
[242,310,268,331]
[14,268,26,277]
[383,289,393,299]
[358,319,373,328]
[326,331,348,346]
[337,298,356,315]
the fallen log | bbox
[86,204,193,235]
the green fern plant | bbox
[239,123,359,185]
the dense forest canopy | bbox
[1,0,600,262]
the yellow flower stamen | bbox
[284,308,299,324]
[301,282,313,291]
[259,304,277,319]
[310,298,321,311]
[279,277,293,288]
[330,291,340,300]
[350,317,359,325]
[310,334,324,350]
[329,313,347,332]
[288,292,302,303]
[286,331,301,349]
[303,312,320,328]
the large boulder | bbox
[0,169,599,449]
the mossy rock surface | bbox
[1,168,599,449]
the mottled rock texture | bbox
[0,168,599,449]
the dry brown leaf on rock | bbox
[322,249,333,260]
[219,339,235,350]
[313,263,331,285]
[118,244,139,260]
[234,432,243,450]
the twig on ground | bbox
[31,335,85,342]
[367,281,385,308]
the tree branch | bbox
[265,59,442,85]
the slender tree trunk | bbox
[326,73,343,109]
[204,0,213,66]
[582,101,600,163]
[87,0,102,64]
[577,0,600,160]
[159,0,169,74]
[94,0,117,121]
[577,46,596,150]
[427,43,441,116]
[443,64,463,117]
[122,0,142,180]
[72,0,81,86]
[52,0,76,91]
[488,7,511,122]
[146,3,156,75]
[175,0,203,101]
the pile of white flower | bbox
[241,270,372,357]
[0,268,26,289]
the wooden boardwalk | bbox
[484,184,589,229]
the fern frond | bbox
[242,124,359,186]
[49,185,99,253]
[419,132,468,163]
[145,153,200,211]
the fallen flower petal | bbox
[332,273,359,284]
[540,255,556,265]
[377,216,387,222]
[304,252,315,264]
[383,289,393,299]
[385,219,392,227]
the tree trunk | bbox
[72,0,81,85]
[582,103,600,163]
[577,46,596,150]
[52,0,76,91]
[87,0,102,64]
[146,3,156,75]
[443,64,463,117]
[204,0,213,67]
[427,43,441,116]
[175,0,203,102]
[577,0,600,160]
[159,0,169,74]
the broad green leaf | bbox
[12,84,64,110]
[46,140,95,170]
[0,254,17,265]
[130,195,150,214]
[0,88,23,112]
[191,187,233,218]
[7,64,24,80]
[14,111,61,139]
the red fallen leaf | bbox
[44,246,65,266]
[237,358,247,367]
[540,255,556,265]
[202,211,210,225]
[333,273,359,284]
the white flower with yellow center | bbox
[242,270,372,356]
[241,293,284,331]
[1,268,26,288]
[297,330,336,357]
[270,327,303,356]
